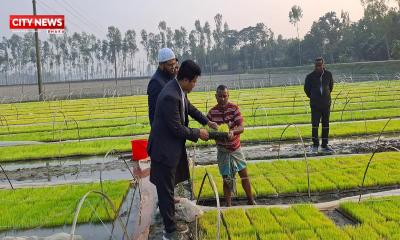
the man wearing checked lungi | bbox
[207,85,256,207]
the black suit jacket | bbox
[147,68,174,125]
[147,79,209,184]
[304,69,334,109]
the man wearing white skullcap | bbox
[147,48,178,125]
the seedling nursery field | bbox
[0,78,400,239]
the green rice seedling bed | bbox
[1,119,400,162]
[1,80,399,126]
[1,80,396,114]
[340,196,400,239]
[2,86,399,118]
[199,196,400,240]
[2,91,398,127]
[0,181,130,231]
[1,98,399,138]
[193,152,400,200]
[2,106,399,142]
[199,205,348,240]
[0,117,148,136]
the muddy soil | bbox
[0,156,138,187]
[324,209,358,227]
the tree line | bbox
[0,0,399,84]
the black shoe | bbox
[321,145,334,153]
[163,231,180,240]
[162,222,188,240]
[310,145,319,154]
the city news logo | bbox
[9,15,65,34]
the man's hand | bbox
[207,121,218,130]
[199,128,209,141]
[228,131,235,140]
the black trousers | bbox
[311,106,330,147]
[150,161,176,233]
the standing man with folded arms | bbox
[304,57,334,153]
[147,60,218,240]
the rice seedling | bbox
[198,211,229,240]
[340,202,386,223]
[367,221,400,239]
[343,224,381,240]
[258,233,291,240]
[198,199,400,240]
[270,208,309,232]
[292,205,336,229]
[291,229,319,240]
[246,208,282,234]
[193,152,400,199]
[222,209,257,239]
[0,181,130,231]
[315,227,351,240]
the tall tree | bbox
[140,30,150,62]
[123,29,139,76]
[289,5,303,65]
[158,21,167,47]
[212,14,224,68]
[106,26,122,80]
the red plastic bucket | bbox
[131,139,148,161]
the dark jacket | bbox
[304,69,334,109]
[147,79,209,184]
[147,68,175,125]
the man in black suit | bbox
[147,60,218,240]
[304,57,334,153]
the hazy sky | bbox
[1,0,366,39]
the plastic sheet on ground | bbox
[175,198,204,223]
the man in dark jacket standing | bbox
[147,48,177,125]
[148,60,217,240]
[304,57,334,153]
